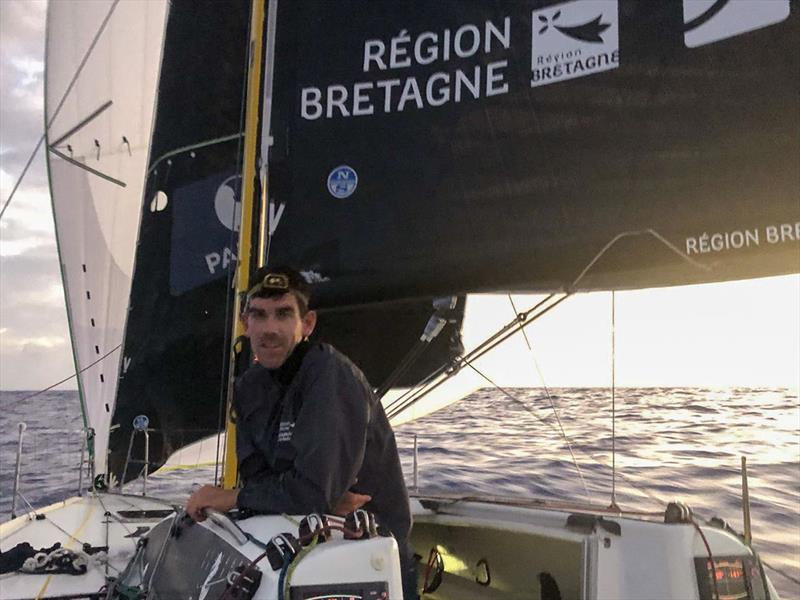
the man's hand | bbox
[333,490,372,516]
[186,485,239,522]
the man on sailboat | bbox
[186,266,417,598]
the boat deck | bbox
[0,493,177,600]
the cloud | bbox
[10,57,44,89]
[0,168,55,257]
[0,342,75,391]
[0,0,47,192]
[0,2,72,391]
[0,241,72,390]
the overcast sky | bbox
[0,1,798,393]
[1,1,77,391]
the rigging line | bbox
[377,338,431,399]
[504,294,593,504]
[215,5,259,486]
[570,228,711,291]
[462,296,569,368]
[384,361,453,419]
[391,309,663,504]
[15,489,39,518]
[93,493,138,547]
[5,345,122,405]
[48,147,126,187]
[386,295,569,421]
[507,295,532,351]
[39,512,121,575]
[0,134,44,221]
[460,356,667,508]
[459,355,592,504]
[611,291,619,510]
[1,0,121,222]
[390,224,715,419]
[385,294,565,418]
[50,100,113,148]
[142,513,179,594]
[148,133,244,176]
[762,561,800,586]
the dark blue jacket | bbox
[234,341,411,544]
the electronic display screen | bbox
[290,581,389,600]
[695,556,769,600]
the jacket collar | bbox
[269,339,311,387]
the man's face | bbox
[242,293,316,369]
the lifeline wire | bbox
[1,0,121,222]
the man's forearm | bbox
[186,485,239,521]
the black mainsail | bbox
[263,0,798,307]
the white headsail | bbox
[45,0,169,475]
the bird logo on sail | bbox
[531,0,619,88]
[537,11,611,44]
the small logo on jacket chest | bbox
[278,420,295,443]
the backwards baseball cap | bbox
[244,266,312,313]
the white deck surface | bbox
[0,493,175,600]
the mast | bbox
[222,0,268,489]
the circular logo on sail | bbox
[327,165,358,199]
[214,174,242,232]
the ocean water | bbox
[1,388,798,598]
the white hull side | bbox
[1,493,779,600]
